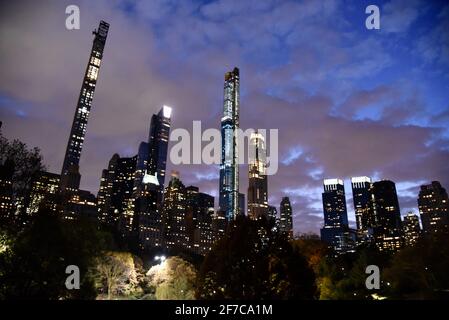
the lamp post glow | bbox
[154,255,166,264]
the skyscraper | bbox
[162,172,187,250]
[320,179,355,254]
[133,106,172,250]
[351,176,374,240]
[370,180,403,251]
[247,132,268,220]
[219,67,240,221]
[185,186,215,255]
[97,154,136,228]
[418,181,449,234]
[60,21,109,192]
[147,106,172,188]
[403,212,421,247]
[0,159,14,224]
[268,205,278,224]
[134,173,163,250]
[27,171,60,215]
[280,197,293,239]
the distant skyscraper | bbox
[418,181,449,234]
[320,179,355,254]
[268,205,278,223]
[351,176,374,240]
[185,186,215,255]
[163,172,187,249]
[219,67,240,221]
[97,154,136,229]
[280,197,293,239]
[239,193,245,217]
[0,159,14,224]
[132,106,172,250]
[147,106,172,188]
[27,171,60,215]
[60,21,109,192]
[247,132,268,220]
[64,190,97,220]
[403,212,421,247]
[134,174,163,250]
[370,180,403,251]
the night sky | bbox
[1,0,448,234]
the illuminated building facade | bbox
[268,205,278,224]
[247,132,268,220]
[27,171,60,215]
[185,186,215,255]
[64,190,97,220]
[0,160,14,224]
[162,172,187,249]
[403,212,421,246]
[320,179,355,254]
[219,67,240,221]
[418,181,449,234]
[351,176,375,241]
[147,106,172,188]
[133,106,172,250]
[97,154,136,230]
[60,20,109,192]
[370,180,403,251]
[280,197,293,239]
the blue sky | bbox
[1,0,448,233]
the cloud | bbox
[382,0,421,33]
[1,0,448,235]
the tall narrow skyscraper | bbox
[60,21,109,192]
[219,67,240,221]
[247,132,268,220]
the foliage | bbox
[147,256,197,300]
[196,216,316,299]
[0,133,45,222]
[316,245,391,300]
[292,235,329,274]
[91,251,143,300]
[0,210,111,299]
[383,232,449,299]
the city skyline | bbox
[1,0,449,234]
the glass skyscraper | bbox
[60,21,109,192]
[219,67,240,221]
[147,106,172,188]
[320,179,355,254]
[247,132,268,220]
[370,180,403,251]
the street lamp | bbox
[154,255,166,264]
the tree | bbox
[92,252,142,300]
[0,132,45,223]
[196,216,316,299]
[316,245,391,300]
[0,210,111,299]
[383,232,449,299]
[147,256,197,300]
[292,235,329,274]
